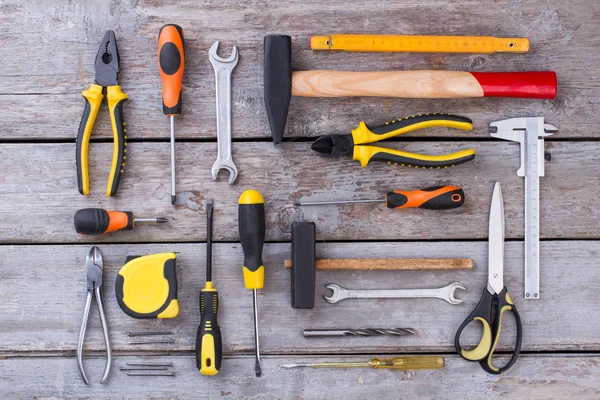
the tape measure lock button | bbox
[115,252,179,319]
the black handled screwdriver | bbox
[196,199,222,375]
[238,190,266,377]
[74,208,167,235]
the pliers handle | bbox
[76,84,128,196]
[352,114,475,168]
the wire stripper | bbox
[311,114,475,169]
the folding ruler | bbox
[490,117,557,299]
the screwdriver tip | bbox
[171,195,176,205]
[255,360,262,377]
[157,218,169,223]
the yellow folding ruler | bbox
[311,34,529,53]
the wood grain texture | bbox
[1,242,598,354]
[1,355,600,399]
[283,258,474,270]
[0,0,598,139]
[291,70,484,98]
[0,141,598,243]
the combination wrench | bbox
[209,41,238,184]
[324,282,466,305]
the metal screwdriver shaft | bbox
[170,116,176,205]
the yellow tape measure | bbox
[310,34,529,53]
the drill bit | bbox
[303,328,416,338]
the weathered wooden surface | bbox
[1,141,599,243]
[1,0,599,398]
[0,0,598,140]
[1,355,600,399]
[1,242,598,354]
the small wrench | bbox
[209,41,238,184]
[324,282,466,305]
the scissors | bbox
[455,182,523,374]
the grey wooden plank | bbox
[1,354,599,399]
[0,141,597,243]
[0,0,598,139]
[0,241,598,354]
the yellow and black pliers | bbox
[76,30,128,196]
[311,114,476,169]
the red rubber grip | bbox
[470,71,557,99]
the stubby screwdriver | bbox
[74,208,167,235]
[196,199,223,375]
[281,356,444,370]
[158,24,185,205]
[296,185,464,210]
[238,190,266,377]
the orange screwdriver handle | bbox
[158,24,185,115]
[74,208,133,235]
[386,186,464,210]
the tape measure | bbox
[310,34,530,53]
[115,252,179,319]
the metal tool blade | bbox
[488,182,505,295]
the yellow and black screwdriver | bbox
[74,208,167,235]
[296,185,465,210]
[238,190,266,377]
[196,199,222,375]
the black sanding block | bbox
[291,222,316,309]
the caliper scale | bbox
[490,118,557,299]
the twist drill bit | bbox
[303,328,417,338]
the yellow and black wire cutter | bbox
[76,30,128,196]
[311,114,475,169]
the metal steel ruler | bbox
[490,117,557,299]
[310,34,530,53]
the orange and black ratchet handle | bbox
[158,24,184,115]
[386,186,464,210]
[74,208,133,235]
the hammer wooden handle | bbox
[284,258,473,271]
[291,70,556,99]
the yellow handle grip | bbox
[353,145,476,168]
[106,86,128,196]
[76,84,104,195]
[373,356,444,370]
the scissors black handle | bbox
[480,287,523,374]
[455,288,495,362]
[455,287,523,374]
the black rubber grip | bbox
[74,208,110,234]
[370,114,473,135]
[420,187,465,210]
[264,35,292,145]
[196,291,222,371]
[76,98,92,195]
[108,98,127,196]
[369,151,475,168]
[238,203,265,273]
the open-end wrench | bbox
[209,41,238,184]
[324,282,465,305]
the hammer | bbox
[263,35,558,144]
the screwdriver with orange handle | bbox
[296,185,465,210]
[158,24,185,205]
[74,208,168,235]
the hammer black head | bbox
[264,35,292,144]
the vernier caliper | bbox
[489,117,557,299]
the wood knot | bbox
[468,56,486,69]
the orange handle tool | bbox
[386,186,464,210]
[158,24,185,115]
